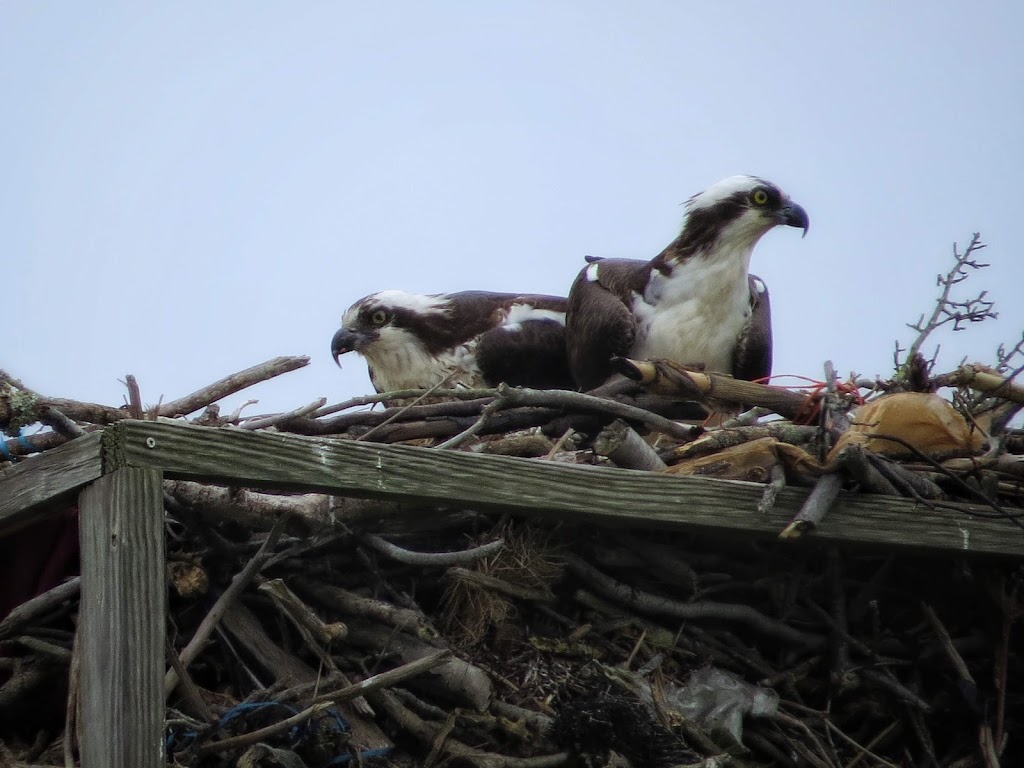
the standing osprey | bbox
[566,175,809,391]
[331,290,573,393]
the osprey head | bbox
[331,289,449,368]
[678,175,809,256]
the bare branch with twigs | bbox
[899,233,995,379]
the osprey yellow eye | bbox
[752,188,770,206]
[371,310,388,326]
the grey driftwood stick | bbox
[566,555,824,648]
[159,356,309,418]
[593,419,667,470]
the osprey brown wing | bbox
[476,315,572,389]
[730,274,773,383]
[566,258,651,391]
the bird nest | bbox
[2,237,1024,767]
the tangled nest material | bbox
[2,233,1024,767]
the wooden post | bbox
[78,467,166,768]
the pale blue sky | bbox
[4,3,1022,416]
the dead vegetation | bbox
[1,234,1023,767]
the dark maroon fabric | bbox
[0,507,79,717]
[0,507,80,624]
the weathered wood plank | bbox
[0,432,102,537]
[109,420,1024,557]
[79,467,166,768]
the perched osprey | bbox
[566,175,809,391]
[331,290,573,393]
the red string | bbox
[748,374,866,426]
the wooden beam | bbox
[79,467,166,768]
[108,420,1024,557]
[0,432,102,537]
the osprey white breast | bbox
[632,247,753,373]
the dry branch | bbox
[447,566,556,603]
[36,406,85,439]
[1,429,76,459]
[295,579,432,636]
[165,513,291,697]
[311,649,451,705]
[360,532,505,566]
[565,555,824,648]
[346,621,492,711]
[165,480,331,531]
[903,233,993,372]
[938,364,1024,404]
[367,688,570,768]
[257,578,348,646]
[617,358,818,420]
[196,701,335,757]
[593,419,667,470]
[0,578,79,641]
[0,387,127,430]
[239,397,326,430]
[311,387,499,419]
[158,356,309,418]
[494,384,702,441]
[779,473,844,539]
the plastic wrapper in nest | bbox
[669,667,779,747]
[829,391,986,460]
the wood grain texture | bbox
[0,432,102,536]
[79,468,166,768]
[111,420,1024,557]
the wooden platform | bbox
[2,419,1022,766]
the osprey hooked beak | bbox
[776,201,809,237]
[331,327,369,368]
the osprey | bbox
[566,175,809,391]
[331,289,573,393]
